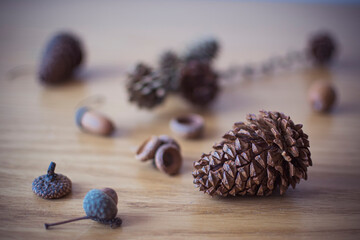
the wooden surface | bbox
[1,1,360,239]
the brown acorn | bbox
[308,80,337,113]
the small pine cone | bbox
[308,32,336,65]
[159,51,181,91]
[127,63,168,109]
[192,110,312,197]
[39,32,84,85]
[184,37,219,62]
[179,60,219,106]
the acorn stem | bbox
[47,162,56,176]
[44,216,90,229]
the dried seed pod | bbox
[155,144,182,175]
[44,188,122,229]
[32,162,72,199]
[192,110,312,197]
[308,80,337,113]
[170,114,204,139]
[75,107,115,136]
[308,32,336,65]
[137,135,182,175]
[38,32,84,85]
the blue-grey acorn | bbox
[83,189,118,220]
[44,188,122,229]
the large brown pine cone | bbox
[39,32,84,85]
[179,60,219,106]
[192,110,312,197]
[127,63,168,109]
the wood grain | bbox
[0,1,360,239]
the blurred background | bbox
[0,1,360,239]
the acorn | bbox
[75,107,115,136]
[38,32,84,85]
[308,80,337,113]
[44,188,122,229]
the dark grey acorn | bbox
[44,188,122,229]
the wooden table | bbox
[1,1,360,239]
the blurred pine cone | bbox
[184,37,219,62]
[179,60,219,106]
[39,32,84,85]
[159,51,181,91]
[127,63,168,109]
[308,32,336,65]
[193,110,312,197]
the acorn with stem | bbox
[44,188,122,229]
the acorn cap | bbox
[136,136,162,161]
[155,143,182,175]
[83,189,118,221]
[101,188,118,205]
[158,135,181,151]
[32,162,72,199]
[170,114,204,139]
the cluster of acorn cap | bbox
[136,135,182,175]
[32,162,122,229]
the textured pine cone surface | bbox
[127,63,168,109]
[179,60,219,106]
[192,110,312,197]
[308,32,336,65]
[184,37,219,62]
[39,32,83,84]
[159,51,181,91]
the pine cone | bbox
[184,37,219,62]
[192,110,312,197]
[127,63,168,109]
[159,51,181,91]
[179,60,219,106]
[308,32,336,65]
[39,32,83,85]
